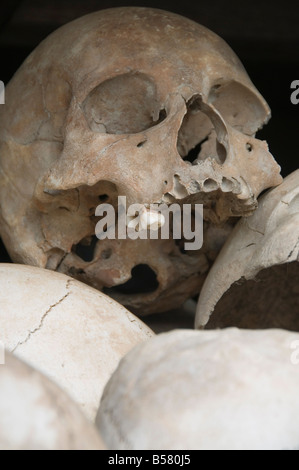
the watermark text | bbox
[95,197,203,251]
[290,80,299,105]
[0,81,4,104]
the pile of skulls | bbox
[0,7,298,450]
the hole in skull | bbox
[73,235,98,262]
[246,142,253,152]
[203,178,219,192]
[0,238,12,263]
[104,264,159,295]
[101,248,112,260]
[158,108,167,122]
[98,194,109,202]
[221,177,234,192]
[137,140,146,148]
[83,72,167,134]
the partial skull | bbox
[0,352,105,450]
[0,264,153,421]
[195,170,299,330]
[0,7,282,314]
[97,328,299,450]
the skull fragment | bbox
[195,170,299,330]
[0,7,282,314]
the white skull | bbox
[0,264,153,421]
[97,328,299,450]
[0,352,105,450]
[0,7,282,314]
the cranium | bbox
[0,264,153,421]
[0,7,281,314]
[195,170,299,330]
[0,352,105,450]
[97,328,299,450]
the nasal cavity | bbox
[177,95,226,165]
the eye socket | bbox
[82,72,166,135]
[208,81,269,135]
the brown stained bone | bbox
[195,170,299,330]
[0,7,282,313]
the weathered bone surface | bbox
[97,328,299,450]
[0,7,282,313]
[0,352,105,450]
[0,264,153,421]
[195,170,299,330]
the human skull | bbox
[0,264,153,421]
[0,352,105,450]
[0,7,282,314]
[195,170,299,330]
[97,328,299,450]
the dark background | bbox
[0,0,298,262]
